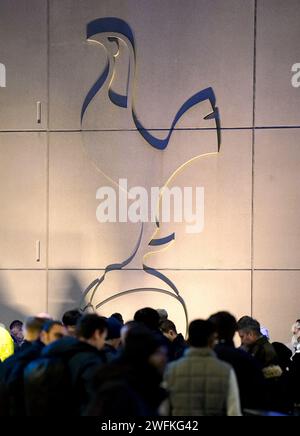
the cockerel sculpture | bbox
[79,17,221,335]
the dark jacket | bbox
[18,340,35,353]
[287,352,300,407]
[154,330,173,362]
[170,334,188,361]
[24,336,107,416]
[0,340,44,416]
[88,354,167,416]
[103,344,120,363]
[272,342,292,373]
[248,338,291,413]
[215,341,267,410]
[249,336,278,368]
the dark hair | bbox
[134,308,160,331]
[25,316,47,334]
[62,309,82,327]
[121,321,139,334]
[110,313,124,325]
[123,321,139,329]
[9,320,23,330]
[188,320,216,347]
[42,320,63,333]
[76,314,107,340]
[106,317,122,340]
[237,316,261,335]
[123,326,163,362]
[209,312,237,342]
[160,320,177,335]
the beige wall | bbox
[0,0,299,344]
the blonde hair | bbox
[291,322,300,336]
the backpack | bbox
[23,339,106,416]
[24,355,76,416]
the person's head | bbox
[76,314,108,350]
[208,311,237,343]
[291,320,300,348]
[291,320,300,336]
[110,313,124,325]
[157,309,168,324]
[40,320,66,346]
[123,325,168,374]
[134,308,160,331]
[237,316,261,347]
[106,317,123,349]
[188,320,217,348]
[160,319,178,342]
[23,316,47,342]
[9,320,24,342]
[36,312,53,320]
[120,321,139,347]
[62,309,82,336]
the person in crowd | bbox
[0,324,14,363]
[75,314,108,353]
[103,317,122,362]
[62,309,82,337]
[0,316,48,416]
[86,325,168,416]
[19,316,47,352]
[164,319,241,416]
[9,320,24,350]
[110,313,124,325]
[208,311,267,411]
[160,319,187,360]
[135,307,162,331]
[157,309,168,325]
[134,307,172,359]
[237,316,278,369]
[286,323,300,413]
[40,320,66,346]
[24,314,108,416]
[237,316,291,413]
[120,321,140,347]
[36,312,53,320]
[287,338,300,414]
[272,342,292,374]
[291,320,300,355]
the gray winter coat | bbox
[164,347,233,416]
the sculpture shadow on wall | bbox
[79,17,221,335]
[0,274,26,328]
[54,273,84,321]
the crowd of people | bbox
[0,308,300,416]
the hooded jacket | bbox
[0,326,14,363]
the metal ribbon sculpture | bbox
[80,17,221,336]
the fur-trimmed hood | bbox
[262,364,283,379]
